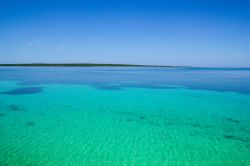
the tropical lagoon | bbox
[0,66,250,166]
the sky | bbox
[0,0,250,67]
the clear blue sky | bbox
[0,0,250,67]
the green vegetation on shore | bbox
[0,63,178,67]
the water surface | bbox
[0,67,250,166]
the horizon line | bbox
[0,63,250,69]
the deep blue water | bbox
[0,67,250,93]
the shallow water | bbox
[0,67,250,166]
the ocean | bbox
[0,67,250,166]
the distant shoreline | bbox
[0,64,249,69]
[0,63,183,67]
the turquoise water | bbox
[0,67,250,165]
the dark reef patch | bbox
[191,123,201,128]
[226,118,241,123]
[126,118,132,122]
[117,111,160,127]
[163,118,214,131]
[223,134,237,140]
[9,104,21,111]
[2,87,44,95]
[0,113,6,117]
[204,125,212,128]
[148,121,157,126]
[223,133,250,148]
[25,121,35,127]
[139,116,145,120]
[239,128,250,134]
